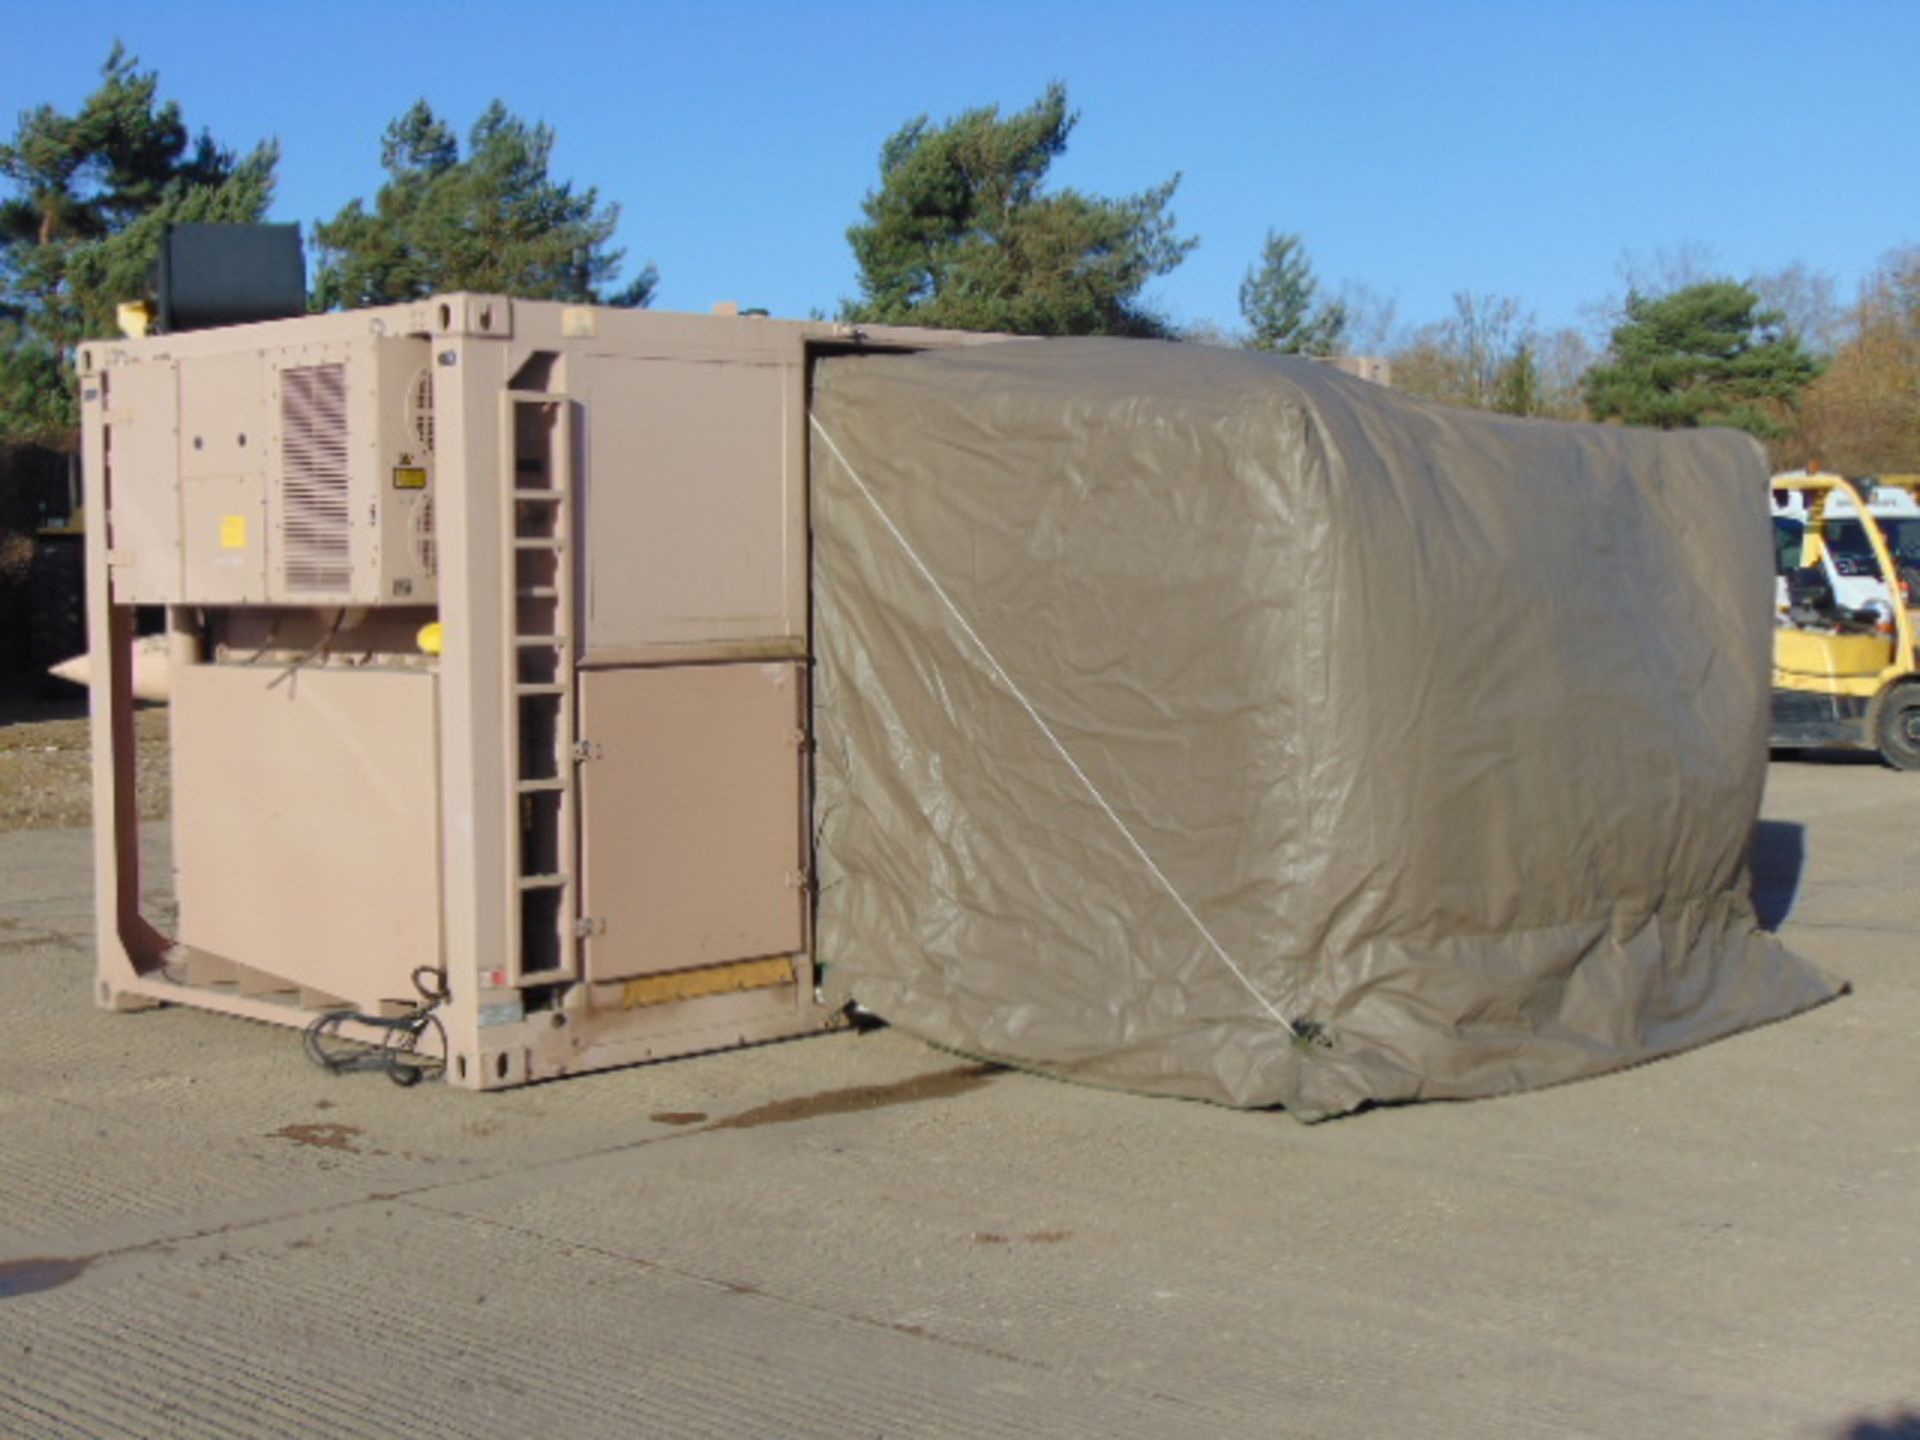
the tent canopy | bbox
[809,339,1836,1120]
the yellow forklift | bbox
[1770,474,1920,769]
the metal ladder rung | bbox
[508,391,577,986]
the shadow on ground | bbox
[1832,1412,1920,1439]
[1770,747,1887,768]
[0,694,86,728]
[1749,818,1806,930]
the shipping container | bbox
[79,295,988,1088]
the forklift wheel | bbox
[1878,683,1920,772]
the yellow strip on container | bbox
[618,956,795,1010]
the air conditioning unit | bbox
[103,335,438,607]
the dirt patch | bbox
[269,1123,364,1153]
[650,1111,708,1126]
[0,702,168,829]
[708,1064,997,1132]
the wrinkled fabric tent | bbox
[808,339,1838,1120]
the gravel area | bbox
[0,698,168,829]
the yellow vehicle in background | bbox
[1770,474,1920,769]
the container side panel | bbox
[579,663,804,981]
[104,360,183,603]
[177,351,270,603]
[172,665,441,1011]
[575,357,796,649]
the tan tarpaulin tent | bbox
[809,339,1837,1120]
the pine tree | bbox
[0,45,277,447]
[312,101,654,311]
[842,84,1195,337]
[1238,230,1346,355]
[1584,282,1823,437]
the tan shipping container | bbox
[80,296,988,1088]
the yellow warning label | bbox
[220,514,247,550]
[393,466,428,490]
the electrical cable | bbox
[235,616,281,665]
[302,965,450,1087]
[267,608,346,690]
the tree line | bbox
[3,54,1916,475]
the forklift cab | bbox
[1769,475,1920,769]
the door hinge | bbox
[572,740,604,763]
[574,916,606,939]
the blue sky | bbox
[4,0,1916,341]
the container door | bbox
[577,662,805,982]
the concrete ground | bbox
[0,760,1915,1439]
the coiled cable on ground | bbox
[302,965,449,1087]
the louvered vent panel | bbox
[280,364,352,593]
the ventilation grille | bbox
[279,365,352,593]
[412,493,437,577]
